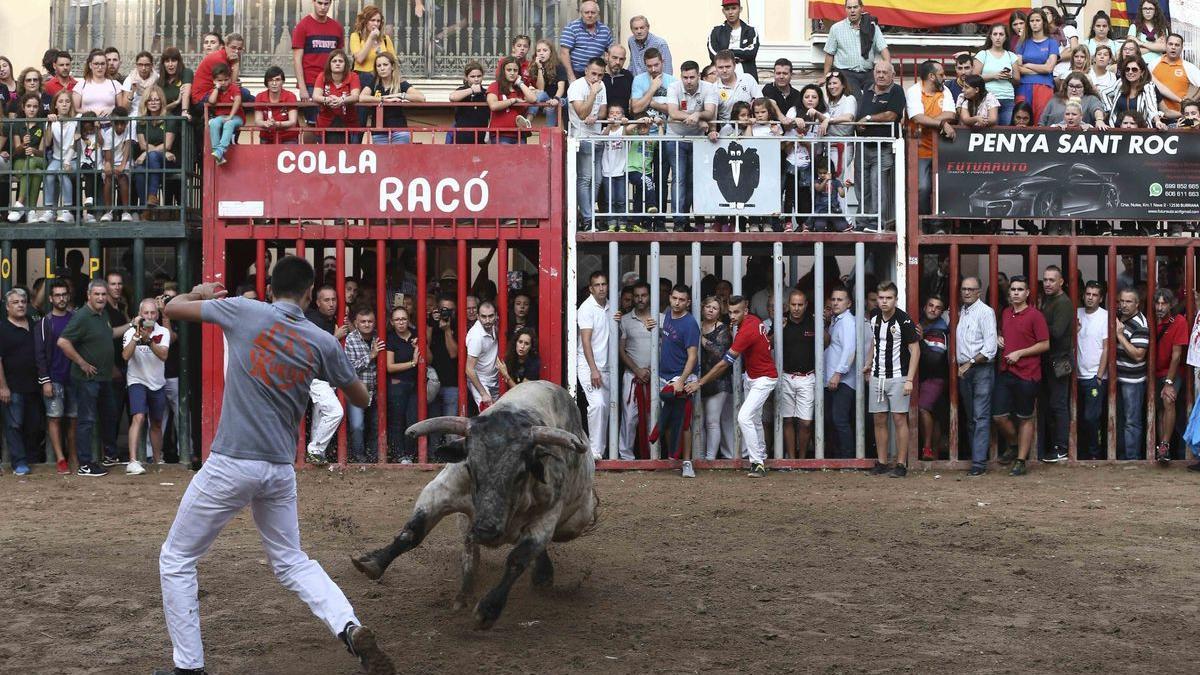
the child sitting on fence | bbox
[101,106,134,221]
[206,62,243,165]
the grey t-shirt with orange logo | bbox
[202,297,357,464]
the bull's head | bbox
[407,415,587,545]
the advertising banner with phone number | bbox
[936,129,1200,219]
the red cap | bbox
[722,0,740,5]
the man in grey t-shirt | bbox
[155,257,395,675]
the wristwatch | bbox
[1164,378,1174,385]
[864,114,872,122]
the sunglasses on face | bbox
[1125,66,1141,73]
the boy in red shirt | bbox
[687,295,777,478]
[993,276,1049,476]
[206,63,243,165]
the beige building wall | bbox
[1,2,52,71]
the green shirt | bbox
[139,118,176,149]
[60,305,115,382]
[161,67,194,110]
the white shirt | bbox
[1076,307,1109,380]
[666,80,718,135]
[577,294,611,370]
[715,72,761,121]
[123,70,159,115]
[599,124,627,178]
[104,122,136,165]
[465,321,498,393]
[123,323,170,390]
[567,77,606,136]
[904,82,956,120]
[619,311,655,369]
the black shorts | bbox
[992,371,1039,419]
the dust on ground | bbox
[2,464,1198,674]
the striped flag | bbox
[1111,0,1130,32]
[809,1,1031,30]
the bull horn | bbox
[406,417,469,439]
[531,426,589,454]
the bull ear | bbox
[433,438,468,464]
[525,449,547,484]
[530,426,588,453]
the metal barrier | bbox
[50,0,621,78]
[571,129,902,234]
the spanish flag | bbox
[1111,1,1130,32]
[809,0,1031,30]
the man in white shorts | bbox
[780,289,817,458]
[863,281,920,477]
[155,256,394,675]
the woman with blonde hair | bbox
[133,85,177,216]
[360,51,425,144]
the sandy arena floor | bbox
[1,463,1198,674]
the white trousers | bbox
[578,369,610,459]
[307,378,343,456]
[618,370,645,461]
[159,452,358,669]
[702,390,736,460]
[739,376,778,465]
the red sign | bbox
[213,144,553,220]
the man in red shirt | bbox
[292,0,344,123]
[1152,288,1189,462]
[992,276,1049,476]
[43,51,77,98]
[687,295,777,478]
[191,34,245,106]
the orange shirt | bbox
[1153,57,1199,113]
[906,83,953,159]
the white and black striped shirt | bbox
[869,308,920,379]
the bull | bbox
[350,381,598,629]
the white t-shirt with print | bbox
[123,323,171,390]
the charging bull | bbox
[350,381,598,629]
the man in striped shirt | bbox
[862,282,920,477]
[559,0,614,82]
[1114,288,1149,460]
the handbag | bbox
[1050,355,1072,378]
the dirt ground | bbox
[2,463,1200,674]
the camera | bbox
[438,307,456,323]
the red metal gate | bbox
[200,130,565,466]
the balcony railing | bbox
[50,0,621,80]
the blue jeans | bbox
[135,151,166,202]
[1118,381,1145,460]
[824,382,856,458]
[996,98,1015,126]
[958,365,994,469]
[530,90,560,127]
[372,131,412,145]
[387,380,418,461]
[347,401,378,462]
[601,174,627,224]
[577,141,603,228]
[73,379,114,465]
[1077,377,1107,460]
[432,385,460,456]
[44,158,75,208]
[665,140,693,228]
[494,135,520,145]
[208,116,243,157]
[2,392,34,468]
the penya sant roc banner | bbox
[936,129,1200,220]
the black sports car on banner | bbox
[967,163,1120,217]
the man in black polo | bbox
[602,44,634,115]
[763,58,802,127]
[58,279,128,477]
[780,289,817,459]
[854,60,905,230]
[0,288,41,476]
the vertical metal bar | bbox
[1146,245,1157,461]
[648,241,661,459]
[691,241,702,460]
[132,238,146,302]
[416,238,429,464]
[457,240,468,416]
[0,241,10,296]
[375,240,387,463]
[1187,246,1197,412]
[255,239,266,298]
[814,242,825,460]
[566,136,579,400]
[335,239,347,464]
[176,237,193,466]
[731,242,744,464]
[607,241,620,460]
[772,241,784,460]
[1107,245,1118,462]
[854,242,865,460]
[947,244,961,462]
[89,239,102,281]
[497,240,509,391]
[1067,245,1079,461]
[893,138,907,234]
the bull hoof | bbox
[351,553,386,580]
[473,597,503,630]
[531,563,554,588]
[452,597,469,611]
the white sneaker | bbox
[83,212,97,223]
[7,201,24,222]
[28,210,47,223]
[99,211,113,222]
[515,115,532,129]
[82,195,94,207]
[681,460,695,478]
[120,212,133,222]
[126,460,146,475]
[57,210,73,223]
